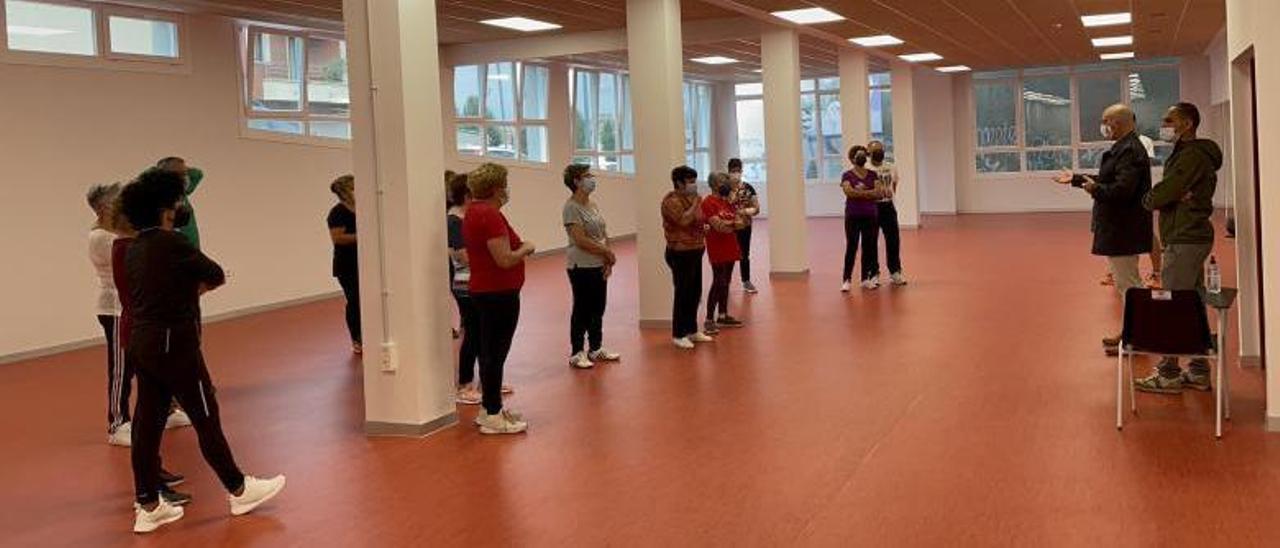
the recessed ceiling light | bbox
[850,35,904,47]
[936,65,971,73]
[480,17,562,32]
[899,52,943,62]
[691,56,738,65]
[751,69,763,73]
[1100,51,1135,60]
[771,7,844,25]
[1091,35,1133,47]
[1081,12,1131,27]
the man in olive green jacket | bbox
[157,157,205,250]
[1135,102,1223,395]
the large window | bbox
[972,60,1180,174]
[800,77,842,182]
[241,26,349,141]
[869,71,893,159]
[684,81,712,177]
[734,83,766,183]
[456,62,549,163]
[2,1,183,64]
[571,67,633,173]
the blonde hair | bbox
[708,171,733,193]
[330,174,354,199]
[467,163,508,200]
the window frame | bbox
[684,80,713,179]
[570,66,635,175]
[800,77,842,184]
[733,83,767,184]
[0,0,188,72]
[238,23,351,147]
[454,61,550,166]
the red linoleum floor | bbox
[1,213,1277,547]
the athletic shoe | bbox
[569,352,595,369]
[861,279,880,290]
[673,337,695,350]
[1134,373,1183,395]
[455,385,481,405]
[501,385,515,395]
[160,487,192,507]
[890,272,909,286]
[743,281,759,294]
[841,281,852,293]
[1102,335,1121,348]
[1182,370,1213,392]
[589,349,621,362]
[703,320,721,335]
[717,315,744,328]
[353,342,363,355]
[165,410,191,430]
[133,499,183,534]
[229,475,287,516]
[476,409,528,435]
[689,332,714,343]
[108,422,132,447]
[159,469,185,488]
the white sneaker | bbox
[476,409,528,435]
[229,475,286,516]
[841,281,852,293]
[589,349,621,362]
[133,499,183,534]
[455,386,481,405]
[891,272,908,286]
[673,337,695,349]
[689,332,714,343]
[860,279,880,290]
[165,409,192,429]
[569,352,595,369]
[108,422,132,447]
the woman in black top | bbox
[326,175,360,355]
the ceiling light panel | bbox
[691,56,739,65]
[480,17,561,32]
[899,52,943,62]
[1081,13,1132,27]
[1091,35,1133,47]
[771,7,844,25]
[850,35,904,47]
[1100,51,1135,60]
[936,65,971,73]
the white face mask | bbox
[580,177,597,194]
[1099,124,1114,141]
[1159,126,1178,142]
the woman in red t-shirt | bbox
[461,163,536,435]
[702,172,745,334]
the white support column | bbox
[627,0,687,327]
[761,26,809,275]
[713,81,740,170]
[344,0,457,435]
[1253,0,1280,431]
[839,49,870,154]
[891,62,921,228]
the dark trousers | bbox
[336,273,362,344]
[843,215,880,282]
[473,291,520,415]
[130,323,244,505]
[735,226,753,283]
[453,290,480,385]
[98,315,132,430]
[876,201,903,275]
[567,267,608,355]
[707,262,734,320]
[664,248,704,339]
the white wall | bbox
[0,14,352,360]
[915,67,957,214]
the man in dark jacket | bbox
[1135,102,1223,394]
[1056,104,1153,348]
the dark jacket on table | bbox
[1143,138,1222,245]
[1082,131,1153,257]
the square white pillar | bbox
[761,27,809,275]
[839,49,871,154]
[891,62,921,228]
[344,0,457,435]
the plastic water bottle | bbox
[1206,256,1222,294]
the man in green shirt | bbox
[1135,102,1223,394]
[157,157,205,249]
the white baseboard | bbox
[1268,414,1280,433]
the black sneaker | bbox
[160,487,192,507]
[159,469,185,488]
[743,281,759,294]
[717,315,745,328]
[703,320,721,335]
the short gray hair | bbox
[86,182,120,212]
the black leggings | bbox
[453,290,480,385]
[707,262,734,320]
[131,324,244,505]
[337,273,362,344]
[98,315,132,431]
[664,248,704,339]
[877,201,902,275]
[843,215,880,282]
[568,267,608,355]
[473,291,521,415]
[735,226,753,283]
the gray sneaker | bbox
[1182,370,1213,392]
[1134,373,1183,394]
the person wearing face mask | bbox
[121,169,286,534]
[326,175,361,355]
[702,172,746,334]
[726,159,760,294]
[841,145,886,292]
[562,164,621,369]
[1135,102,1223,395]
[867,141,908,286]
[662,165,714,349]
[156,157,205,249]
[1054,104,1153,354]
[463,163,535,434]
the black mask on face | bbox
[871,151,885,163]
[853,154,868,167]
[173,204,192,229]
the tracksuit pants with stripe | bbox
[98,315,131,432]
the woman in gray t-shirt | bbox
[562,164,621,369]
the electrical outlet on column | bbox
[380,341,398,372]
